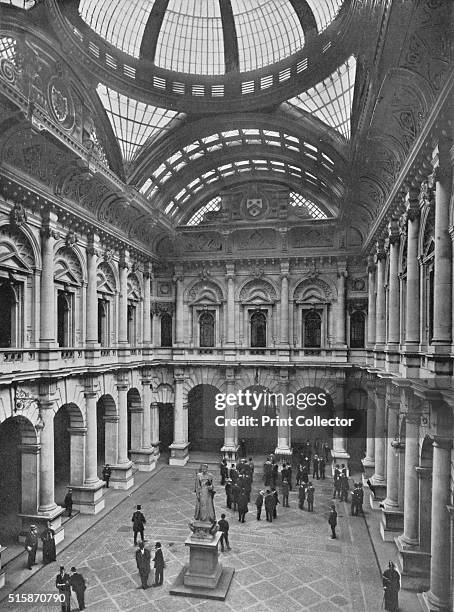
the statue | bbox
[194,464,216,524]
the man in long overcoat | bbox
[135,542,151,589]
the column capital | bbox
[387,218,400,244]
[116,383,128,391]
[84,391,98,400]
[366,254,376,273]
[432,435,452,450]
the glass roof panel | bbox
[97,84,182,163]
[0,36,16,63]
[305,0,344,32]
[231,0,304,72]
[0,0,37,8]
[79,0,153,58]
[290,192,328,219]
[187,196,221,225]
[155,0,224,75]
[287,55,356,139]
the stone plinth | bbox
[71,481,105,514]
[380,508,403,541]
[18,506,65,545]
[130,449,157,472]
[395,536,431,591]
[169,442,190,466]
[109,462,134,490]
[361,458,375,479]
[170,522,234,600]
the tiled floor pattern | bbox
[3,467,384,611]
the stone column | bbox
[152,309,160,347]
[374,244,386,347]
[142,267,152,346]
[38,401,58,513]
[84,391,98,484]
[387,220,400,347]
[398,412,420,547]
[225,263,235,345]
[39,218,58,346]
[118,256,129,344]
[174,266,185,345]
[169,370,189,465]
[383,388,400,507]
[404,189,420,346]
[275,369,291,456]
[421,438,452,612]
[221,367,238,460]
[86,240,99,345]
[431,139,452,345]
[109,376,134,489]
[371,387,386,493]
[335,269,347,345]
[331,381,350,467]
[362,401,375,476]
[367,256,376,346]
[280,261,289,347]
[150,400,160,459]
[130,376,156,471]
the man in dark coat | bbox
[263,458,272,486]
[323,442,331,462]
[382,561,400,611]
[306,482,315,512]
[220,459,228,485]
[312,455,320,480]
[301,463,309,484]
[328,504,338,539]
[271,462,278,487]
[340,474,349,502]
[218,514,231,551]
[64,489,73,517]
[225,478,233,509]
[264,490,274,522]
[229,464,238,484]
[25,525,39,570]
[132,504,146,546]
[282,479,290,507]
[135,542,151,589]
[298,483,306,510]
[41,522,56,564]
[102,464,112,488]
[231,481,240,511]
[319,457,326,479]
[248,457,255,482]
[237,489,249,523]
[152,542,164,587]
[55,566,71,612]
[69,566,87,610]
[255,490,264,520]
[333,465,341,499]
[271,487,280,518]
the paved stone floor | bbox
[3,466,387,611]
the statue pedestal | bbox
[170,522,234,600]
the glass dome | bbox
[78,0,344,75]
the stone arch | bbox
[418,434,434,554]
[418,196,435,259]
[186,279,224,304]
[54,245,84,287]
[0,415,39,540]
[0,222,36,273]
[237,278,278,304]
[154,384,174,454]
[97,394,118,467]
[187,384,222,452]
[183,368,225,396]
[54,403,85,502]
[97,260,117,294]
[293,277,334,303]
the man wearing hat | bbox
[24,525,39,570]
[64,488,73,518]
[55,566,71,612]
[131,504,146,546]
[69,566,87,610]
[135,542,151,589]
[152,542,165,587]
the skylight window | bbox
[290,192,328,219]
[231,0,305,72]
[0,37,16,63]
[155,0,224,75]
[287,56,356,139]
[186,196,221,225]
[97,84,182,163]
[305,0,343,33]
[0,0,37,8]
[79,0,153,58]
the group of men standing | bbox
[131,504,165,589]
[55,565,86,612]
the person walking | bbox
[218,514,231,551]
[319,457,326,479]
[271,487,280,518]
[220,459,228,485]
[340,474,349,502]
[102,464,111,488]
[24,525,39,570]
[231,481,240,512]
[282,479,290,507]
[152,542,164,587]
[64,488,73,518]
[264,490,274,522]
[41,522,56,565]
[382,560,400,611]
[306,482,315,512]
[55,566,71,612]
[328,504,338,539]
[132,505,146,546]
[135,542,151,589]
[298,483,306,510]
[238,489,249,523]
[312,455,320,480]
[333,465,341,499]
[69,566,87,610]
[225,478,233,509]
[255,490,264,520]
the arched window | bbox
[57,291,71,347]
[0,280,15,347]
[161,313,173,347]
[303,310,321,347]
[199,311,215,347]
[350,311,366,348]
[251,311,267,347]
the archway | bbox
[292,386,334,461]
[54,403,84,506]
[127,388,142,458]
[418,436,433,554]
[187,384,223,452]
[237,385,277,455]
[158,403,173,453]
[344,387,369,471]
[96,395,117,469]
[0,416,37,543]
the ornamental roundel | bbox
[48,76,75,131]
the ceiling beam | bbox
[219,0,239,73]
[139,0,169,63]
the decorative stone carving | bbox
[239,279,277,304]
[9,203,27,228]
[97,262,116,294]
[293,278,332,303]
[0,225,34,273]
[127,274,141,300]
[187,280,223,304]
[54,247,82,286]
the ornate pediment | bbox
[54,248,82,286]
[239,279,277,304]
[0,225,34,273]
